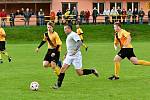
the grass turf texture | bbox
[0,24,150,100]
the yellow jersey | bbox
[114,29,133,48]
[0,28,6,41]
[76,28,84,40]
[43,31,62,51]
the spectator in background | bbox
[9,11,15,27]
[117,6,122,23]
[20,8,24,16]
[80,10,84,24]
[122,8,126,24]
[85,9,90,24]
[127,9,132,24]
[15,10,21,16]
[64,9,70,21]
[103,8,110,24]
[92,7,98,24]
[23,8,31,27]
[148,9,150,25]
[56,10,62,25]
[38,9,45,26]
[132,8,138,24]
[138,8,145,24]
[110,7,119,24]
[50,10,55,23]
[1,9,7,27]
[72,7,78,24]
[30,9,34,15]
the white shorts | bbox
[63,52,82,69]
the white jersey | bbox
[64,31,82,69]
[66,31,81,55]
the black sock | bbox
[83,69,94,75]
[57,73,65,87]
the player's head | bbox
[64,25,72,35]
[47,22,54,32]
[76,24,80,29]
[114,22,121,32]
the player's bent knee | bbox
[114,55,122,62]
[43,61,49,68]
[76,69,83,76]
[60,67,66,73]
[114,58,119,62]
[132,61,139,65]
[50,61,56,69]
[77,73,83,76]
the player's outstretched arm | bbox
[36,41,46,52]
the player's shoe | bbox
[93,69,99,77]
[85,47,88,52]
[108,75,119,80]
[8,57,12,62]
[52,83,60,89]
[0,59,3,64]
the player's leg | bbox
[52,63,70,89]
[75,69,99,77]
[50,51,61,76]
[57,60,62,68]
[43,49,52,68]
[128,48,150,66]
[108,55,122,80]
[73,54,99,77]
[43,61,50,68]
[0,52,3,63]
[130,57,150,66]
[1,51,11,61]
[52,54,72,89]
[50,61,60,76]
[0,41,11,62]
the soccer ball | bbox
[30,81,39,91]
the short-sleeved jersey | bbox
[76,28,83,40]
[114,29,133,48]
[0,28,6,41]
[43,31,62,51]
[66,31,81,54]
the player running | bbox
[0,26,12,63]
[108,22,150,80]
[52,25,99,89]
[76,24,88,51]
[36,22,62,76]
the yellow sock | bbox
[115,62,120,77]
[2,51,9,58]
[0,53,2,60]
[54,66,60,76]
[138,60,150,66]
[82,43,87,48]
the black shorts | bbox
[0,41,6,51]
[117,48,136,59]
[44,49,60,63]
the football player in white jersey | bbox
[52,25,99,89]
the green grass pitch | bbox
[0,25,150,100]
[1,42,150,100]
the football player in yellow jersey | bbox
[36,22,62,76]
[0,26,11,63]
[108,22,150,80]
[76,25,88,51]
